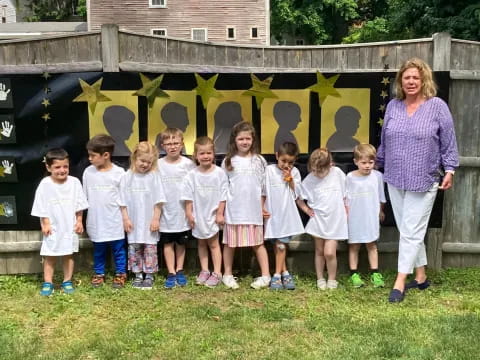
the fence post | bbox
[432,32,451,71]
[101,24,120,72]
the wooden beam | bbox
[443,243,480,254]
[0,62,103,73]
[451,70,480,80]
[432,32,451,71]
[101,24,119,72]
[459,156,480,167]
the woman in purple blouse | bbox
[377,58,459,303]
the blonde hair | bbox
[130,141,159,172]
[308,148,332,174]
[353,144,377,161]
[193,136,215,165]
[395,57,437,100]
[224,121,258,172]
[160,127,184,144]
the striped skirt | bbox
[222,224,264,247]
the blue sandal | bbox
[405,279,430,290]
[388,289,405,303]
[40,282,54,296]
[61,280,75,294]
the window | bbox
[151,29,167,36]
[250,27,258,39]
[295,39,305,45]
[191,28,207,42]
[226,27,235,40]
[149,0,167,8]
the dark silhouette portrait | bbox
[154,102,189,151]
[273,101,301,153]
[213,101,243,154]
[326,106,361,152]
[103,105,135,156]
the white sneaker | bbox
[250,276,271,289]
[327,280,338,289]
[222,275,239,289]
[317,278,327,290]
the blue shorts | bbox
[269,236,293,244]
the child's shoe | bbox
[205,272,222,288]
[40,282,54,296]
[282,273,296,290]
[222,275,239,289]
[251,275,271,289]
[112,273,127,289]
[142,275,154,290]
[196,271,210,285]
[327,279,338,290]
[370,272,385,288]
[91,274,105,288]
[61,280,75,294]
[164,273,176,289]
[317,278,327,290]
[270,275,283,290]
[349,273,365,288]
[132,275,143,289]
[176,270,187,287]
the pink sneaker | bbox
[205,273,222,288]
[196,271,210,285]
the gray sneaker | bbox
[132,276,143,289]
[205,273,222,288]
[142,277,154,290]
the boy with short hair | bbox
[158,128,196,288]
[83,134,127,288]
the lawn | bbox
[0,268,479,360]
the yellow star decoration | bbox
[380,90,388,99]
[308,72,341,106]
[42,113,51,122]
[41,98,51,108]
[0,166,5,177]
[381,77,390,86]
[42,72,51,80]
[242,74,278,109]
[379,104,386,112]
[133,73,170,109]
[194,73,222,109]
[0,203,5,216]
[73,78,111,114]
[378,118,384,127]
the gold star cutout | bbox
[194,73,222,109]
[42,72,51,80]
[378,118,384,127]
[380,90,388,99]
[44,87,51,94]
[73,78,111,114]
[0,167,5,177]
[42,113,51,122]
[308,72,341,106]
[133,73,170,109]
[41,98,51,108]
[242,74,278,109]
[379,104,386,112]
[381,77,390,86]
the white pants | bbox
[388,183,438,274]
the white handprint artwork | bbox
[1,121,13,138]
[1,160,13,174]
[0,83,11,101]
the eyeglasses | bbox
[163,142,181,147]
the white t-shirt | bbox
[119,170,166,245]
[82,164,125,242]
[31,176,89,256]
[346,170,386,243]
[264,164,304,239]
[222,154,267,225]
[158,156,196,232]
[300,166,348,240]
[181,166,228,239]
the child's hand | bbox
[187,214,195,229]
[215,213,224,226]
[123,218,133,233]
[262,208,271,219]
[150,218,160,232]
[74,221,84,235]
[379,210,385,223]
[282,168,293,183]
[304,207,315,217]
[40,219,52,236]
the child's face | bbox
[276,153,296,172]
[88,150,110,169]
[46,159,69,184]
[354,156,375,175]
[134,154,154,174]
[162,135,183,159]
[314,166,331,179]
[195,144,214,168]
[235,131,253,155]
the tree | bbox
[25,0,86,21]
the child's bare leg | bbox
[62,255,74,282]
[275,241,287,275]
[43,256,56,283]
[223,246,235,276]
[324,239,338,281]
[197,238,209,272]
[163,243,176,274]
[314,237,326,279]
[175,243,186,272]
[366,242,379,270]
[349,243,361,270]
[252,244,270,277]
[207,234,222,275]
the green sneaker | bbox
[371,272,385,288]
[350,272,365,287]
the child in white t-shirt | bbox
[31,148,88,296]
[296,148,347,290]
[263,142,304,290]
[346,144,386,288]
[83,134,127,289]
[182,137,228,287]
[119,142,165,290]
[222,121,270,289]
[157,128,196,289]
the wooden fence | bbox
[0,25,479,274]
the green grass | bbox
[1,268,479,360]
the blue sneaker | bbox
[269,275,283,290]
[164,273,176,289]
[61,280,75,294]
[40,282,54,296]
[176,270,187,286]
[282,274,296,290]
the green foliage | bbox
[25,0,86,21]
[76,0,86,18]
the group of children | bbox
[32,121,386,296]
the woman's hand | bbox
[439,172,454,190]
